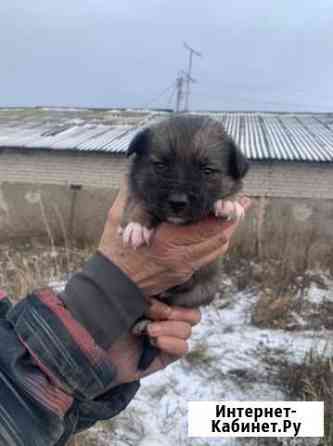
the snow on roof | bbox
[0,108,333,162]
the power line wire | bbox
[142,81,177,110]
[167,84,177,107]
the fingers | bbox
[146,299,201,326]
[139,322,193,375]
[167,306,201,326]
[153,336,189,356]
[143,303,200,364]
[184,197,252,264]
[157,197,250,251]
[181,218,230,264]
[147,320,192,339]
[145,299,172,320]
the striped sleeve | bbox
[0,254,144,446]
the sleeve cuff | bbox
[62,253,146,349]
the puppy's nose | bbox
[168,193,189,212]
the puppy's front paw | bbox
[132,319,151,336]
[214,200,245,221]
[122,222,154,249]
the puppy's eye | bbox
[202,167,217,175]
[153,161,167,171]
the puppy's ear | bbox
[226,136,249,179]
[127,128,151,157]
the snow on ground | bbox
[77,274,333,446]
[305,282,333,305]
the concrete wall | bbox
[231,196,333,271]
[0,149,332,269]
[0,182,117,245]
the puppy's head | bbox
[127,115,249,224]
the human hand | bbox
[108,298,201,384]
[98,178,251,297]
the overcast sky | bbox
[1,0,332,112]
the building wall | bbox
[245,161,333,199]
[0,149,127,189]
[0,182,117,244]
[0,149,332,269]
[0,150,332,199]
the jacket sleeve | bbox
[0,253,147,446]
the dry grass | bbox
[0,191,95,301]
[222,255,309,298]
[252,292,298,329]
[259,345,333,446]
[251,270,332,331]
[183,340,215,367]
[274,348,333,446]
[67,436,96,446]
[221,255,332,332]
[0,242,93,301]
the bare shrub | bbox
[274,349,333,446]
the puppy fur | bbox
[123,114,249,308]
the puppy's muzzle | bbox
[168,193,189,213]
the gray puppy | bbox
[122,114,249,368]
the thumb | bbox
[182,197,252,265]
[108,177,129,226]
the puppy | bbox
[121,114,249,368]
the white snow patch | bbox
[305,279,333,305]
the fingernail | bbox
[163,305,172,318]
[153,301,172,319]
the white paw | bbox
[132,319,150,336]
[214,199,226,217]
[214,200,245,221]
[232,201,245,220]
[122,222,154,249]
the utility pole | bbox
[183,42,202,112]
[175,72,184,112]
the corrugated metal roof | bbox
[209,112,333,162]
[0,108,333,162]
